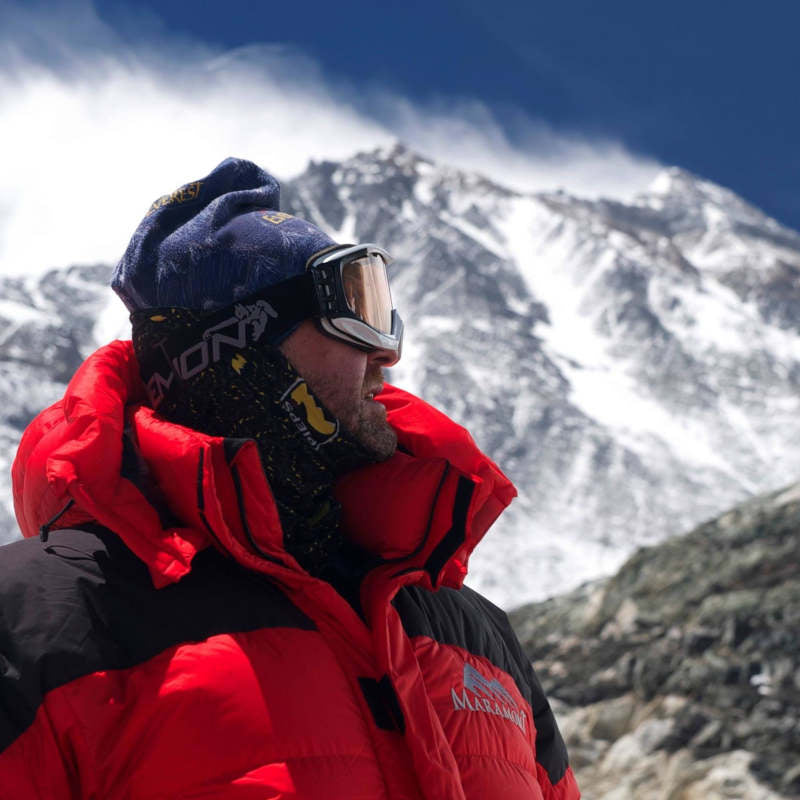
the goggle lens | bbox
[340,252,393,334]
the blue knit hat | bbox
[112,157,336,312]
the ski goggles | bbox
[306,243,403,361]
[130,243,403,368]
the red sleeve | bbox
[0,704,81,800]
[539,763,581,800]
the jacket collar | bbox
[13,340,516,590]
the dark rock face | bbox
[510,483,800,798]
[0,264,114,536]
[721,260,800,333]
[0,265,112,427]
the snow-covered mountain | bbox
[3,144,800,608]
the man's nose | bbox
[367,346,400,368]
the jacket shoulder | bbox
[394,583,573,791]
[395,584,528,688]
[0,528,122,752]
[0,527,119,662]
[0,526,314,754]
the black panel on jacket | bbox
[358,675,406,733]
[393,584,569,786]
[0,526,315,753]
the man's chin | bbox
[357,420,398,462]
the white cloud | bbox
[0,0,662,277]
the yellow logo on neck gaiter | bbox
[290,382,336,435]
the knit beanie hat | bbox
[111,157,335,329]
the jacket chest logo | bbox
[451,663,527,733]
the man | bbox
[0,158,580,799]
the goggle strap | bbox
[131,273,317,365]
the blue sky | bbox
[95,0,800,228]
[1,0,798,275]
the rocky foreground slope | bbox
[510,483,800,799]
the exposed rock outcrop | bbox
[510,483,800,798]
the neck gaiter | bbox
[132,306,377,578]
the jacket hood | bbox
[12,341,516,590]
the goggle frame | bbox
[307,243,403,362]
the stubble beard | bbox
[350,363,397,461]
[351,401,397,462]
[305,365,397,462]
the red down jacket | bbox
[1,340,580,800]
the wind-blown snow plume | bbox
[0,0,661,278]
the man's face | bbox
[280,320,398,461]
